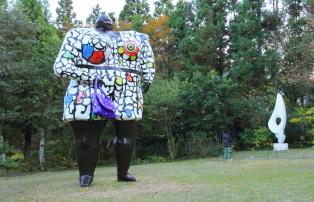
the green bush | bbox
[240,127,274,150]
[0,159,20,169]
[288,107,314,147]
[0,145,24,172]
[180,131,221,157]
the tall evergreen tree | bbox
[154,0,174,17]
[18,0,46,22]
[0,5,39,160]
[170,0,231,76]
[229,0,272,93]
[86,4,105,25]
[194,0,231,76]
[168,0,195,72]
[56,0,77,31]
[278,0,313,106]
[119,0,150,22]
[13,0,62,164]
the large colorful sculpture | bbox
[53,15,155,187]
[268,93,288,151]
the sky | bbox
[48,0,178,23]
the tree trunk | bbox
[23,125,33,161]
[39,128,45,171]
[0,124,6,162]
[67,141,72,160]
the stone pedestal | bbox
[273,143,288,151]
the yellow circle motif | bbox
[118,47,124,54]
[147,62,154,68]
[130,56,137,61]
[115,76,123,85]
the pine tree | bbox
[170,0,231,76]
[119,0,150,23]
[0,5,39,162]
[168,0,195,72]
[229,0,270,93]
[194,0,231,76]
[278,0,313,106]
[154,0,174,17]
[56,0,77,31]
[86,4,105,25]
[11,0,62,167]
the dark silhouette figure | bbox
[223,130,232,160]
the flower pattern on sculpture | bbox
[118,39,141,61]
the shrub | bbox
[181,131,222,157]
[288,107,314,146]
[240,127,274,150]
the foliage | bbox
[0,159,20,169]
[86,4,105,25]
[154,0,174,17]
[277,0,313,106]
[118,0,150,31]
[290,107,314,125]
[0,142,24,170]
[288,107,314,145]
[143,15,174,78]
[0,5,39,128]
[230,0,276,93]
[240,127,274,150]
[141,77,183,160]
[119,0,150,23]
[0,140,10,155]
[181,130,221,157]
[55,0,78,31]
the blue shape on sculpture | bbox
[125,109,132,117]
[65,95,72,106]
[82,44,93,59]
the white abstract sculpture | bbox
[268,93,288,151]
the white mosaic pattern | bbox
[53,28,155,121]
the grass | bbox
[0,148,313,202]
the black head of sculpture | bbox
[95,14,113,31]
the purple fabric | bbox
[92,76,116,119]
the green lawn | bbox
[0,148,313,202]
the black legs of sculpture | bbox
[70,121,105,186]
[114,121,136,181]
[70,120,136,187]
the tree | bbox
[229,0,275,94]
[277,0,314,106]
[154,0,174,17]
[86,4,105,25]
[119,0,150,22]
[1,0,63,169]
[56,0,77,31]
[0,5,39,160]
[18,0,47,23]
[192,0,231,76]
[142,78,183,160]
[118,0,150,31]
[143,15,174,78]
[168,0,195,73]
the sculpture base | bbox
[273,143,288,151]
